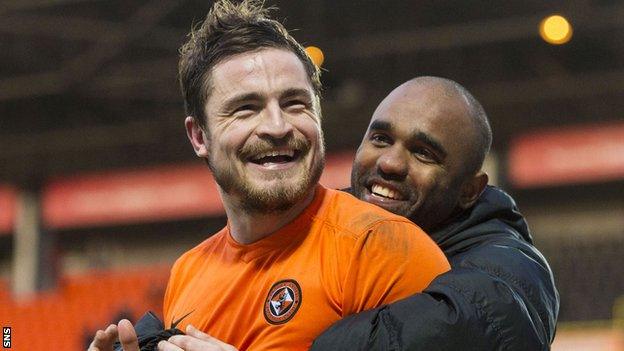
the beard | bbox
[209,134,325,214]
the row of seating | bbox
[0,265,170,350]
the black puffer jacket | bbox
[310,186,559,351]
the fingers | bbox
[185,325,211,341]
[167,335,205,350]
[87,324,118,351]
[118,319,140,351]
[157,340,184,351]
[186,325,236,349]
[161,326,238,351]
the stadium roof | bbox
[1,0,623,184]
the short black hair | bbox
[453,81,492,175]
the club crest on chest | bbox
[263,279,302,325]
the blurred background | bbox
[0,0,623,349]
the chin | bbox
[385,205,413,218]
[243,182,311,213]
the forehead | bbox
[208,48,313,103]
[371,84,472,138]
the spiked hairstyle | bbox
[178,0,322,129]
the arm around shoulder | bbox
[340,220,450,316]
[312,239,558,351]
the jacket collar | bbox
[430,186,532,254]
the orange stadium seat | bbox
[2,266,170,350]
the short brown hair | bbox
[178,0,322,128]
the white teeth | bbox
[254,149,295,160]
[371,184,401,200]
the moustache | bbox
[238,136,311,160]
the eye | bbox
[232,104,257,116]
[369,133,392,146]
[282,99,308,111]
[412,147,437,163]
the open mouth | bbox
[370,183,404,201]
[249,149,299,166]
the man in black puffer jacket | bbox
[311,77,559,350]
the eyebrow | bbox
[222,92,263,112]
[369,120,392,132]
[280,88,314,101]
[369,120,447,158]
[222,88,313,112]
[413,131,447,159]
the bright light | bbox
[539,15,573,45]
[305,46,324,67]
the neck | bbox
[221,187,317,245]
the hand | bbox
[87,319,140,351]
[88,323,117,351]
[157,325,238,351]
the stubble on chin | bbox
[210,151,325,214]
[349,165,369,202]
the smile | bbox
[370,183,404,200]
[248,149,300,169]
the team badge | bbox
[263,279,302,325]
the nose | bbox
[255,100,294,140]
[376,145,408,180]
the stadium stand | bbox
[0,266,169,349]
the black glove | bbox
[113,311,185,351]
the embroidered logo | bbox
[263,279,302,325]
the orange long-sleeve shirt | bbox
[164,185,449,350]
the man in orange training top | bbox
[88,1,449,350]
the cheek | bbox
[407,167,441,192]
[355,144,381,168]
[214,121,255,152]
[293,117,321,142]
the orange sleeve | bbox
[341,219,450,316]
[162,256,185,328]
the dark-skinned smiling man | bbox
[311,77,559,351]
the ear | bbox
[185,116,210,158]
[457,171,488,210]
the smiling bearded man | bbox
[200,48,326,214]
[87,2,450,351]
